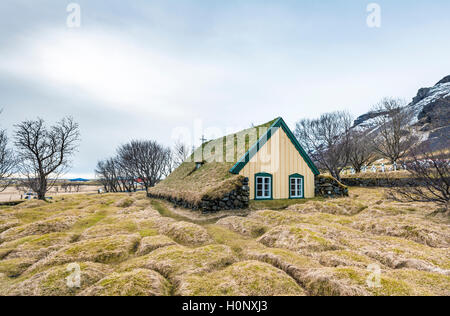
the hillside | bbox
[354,75,450,151]
[0,189,449,296]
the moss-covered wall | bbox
[148,177,250,213]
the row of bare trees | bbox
[0,115,80,200]
[295,98,417,181]
[295,97,449,210]
[1,112,189,199]
[95,140,175,194]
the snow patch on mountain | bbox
[352,75,450,151]
[408,81,450,125]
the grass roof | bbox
[149,118,279,204]
[190,117,279,164]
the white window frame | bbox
[290,177,303,198]
[255,175,272,199]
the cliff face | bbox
[410,76,450,128]
[353,76,450,151]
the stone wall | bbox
[0,201,24,207]
[315,175,349,198]
[146,192,200,210]
[340,177,437,187]
[200,178,250,213]
[147,177,250,213]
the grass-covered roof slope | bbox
[191,117,279,164]
[148,118,279,204]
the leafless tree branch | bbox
[388,144,449,212]
[0,128,16,192]
[348,129,377,173]
[14,117,80,200]
[295,111,353,181]
[371,98,418,164]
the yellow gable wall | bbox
[239,127,315,199]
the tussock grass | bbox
[150,200,189,222]
[0,187,448,296]
[80,269,171,296]
[250,198,323,211]
[177,260,306,296]
[3,262,112,296]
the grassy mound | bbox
[0,221,19,234]
[242,245,322,284]
[216,216,268,238]
[30,234,140,272]
[249,210,308,226]
[258,225,341,253]
[300,266,450,296]
[350,215,450,248]
[159,221,212,246]
[0,257,36,277]
[177,260,305,296]
[289,199,367,216]
[120,245,236,278]
[0,233,74,260]
[80,269,171,296]
[80,220,138,240]
[136,235,177,256]
[316,250,374,268]
[0,216,79,243]
[2,262,111,296]
[115,197,135,208]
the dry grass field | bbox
[0,187,448,296]
[0,185,102,203]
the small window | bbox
[290,174,304,199]
[255,173,272,200]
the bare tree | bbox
[348,129,377,173]
[116,140,171,193]
[95,159,112,192]
[0,128,16,192]
[173,140,190,167]
[95,158,124,193]
[295,111,353,181]
[116,157,138,193]
[163,149,176,178]
[389,145,449,212]
[371,98,418,164]
[14,117,80,200]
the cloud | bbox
[0,28,230,119]
[1,0,450,177]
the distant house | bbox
[149,117,320,211]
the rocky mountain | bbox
[353,75,450,151]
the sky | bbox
[0,0,449,178]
